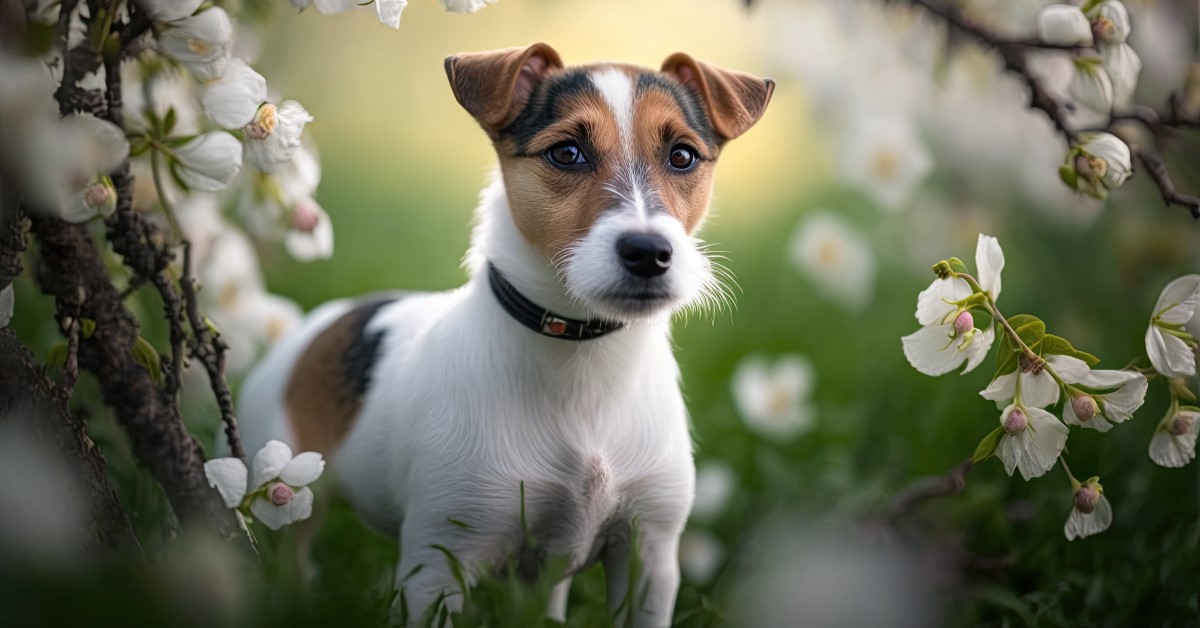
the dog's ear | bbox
[444,43,564,134]
[660,53,774,141]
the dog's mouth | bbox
[591,286,677,318]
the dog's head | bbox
[446,43,773,321]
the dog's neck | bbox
[465,172,671,327]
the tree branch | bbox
[885,458,974,521]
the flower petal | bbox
[1021,370,1061,408]
[980,371,1017,408]
[280,451,325,487]
[175,131,243,191]
[249,486,314,530]
[962,326,995,375]
[138,0,206,23]
[199,58,267,130]
[1079,367,1140,389]
[1068,59,1114,113]
[203,457,248,508]
[1153,274,1200,325]
[1145,327,1196,378]
[902,324,966,376]
[243,100,312,172]
[1148,412,1199,468]
[375,0,408,28]
[1098,373,1147,423]
[1,283,14,328]
[915,277,970,325]
[1003,406,1067,480]
[1102,43,1140,114]
[157,8,233,82]
[1045,354,1089,384]
[974,234,1004,300]
[1038,5,1093,46]
[251,440,293,488]
[284,199,334,262]
[1063,394,1113,432]
[1064,494,1112,540]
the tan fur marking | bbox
[284,306,379,457]
[632,88,716,234]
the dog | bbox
[237,43,772,626]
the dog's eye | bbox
[667,145,698,171]
[545,141,588,168]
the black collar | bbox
[487,262,625,341]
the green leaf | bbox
[1041,333,1100,366]
[132,336,163,384]
[46,342,68,369]
[1058,164,1078,189]
[972,426,1006,463]
[163,107,177,135]
[79,318,96,339]
[446,517,472,530]
[946,257,969,275]
[1008,314,1046,350]
[168,159,191,193]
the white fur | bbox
[238,173,697,627]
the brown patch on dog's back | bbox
[285,297,398,457]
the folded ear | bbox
[660,53,774,141]
[444,43,564,134]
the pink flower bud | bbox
[1004,407,1028,435]
[1091,17,1116,44]
[1074,484,1100,514]
[1072,395,1097,422]
[268,482,294,506]
[292,203,320,233]
[1170,414,1194,436]
[953,311,974,335]
[244,103,278,140]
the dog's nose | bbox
[617,234,672,278]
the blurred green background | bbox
[7,0,1200,626]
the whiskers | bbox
[677,239,739,326]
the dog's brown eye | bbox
[545,141,588,168]
[668,145,698,171]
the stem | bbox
[958,272,1044,368]
[149,148,183,238]
[1059,456,1080,489]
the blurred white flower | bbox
[284,197,334,261]
[1145,275,1200,378]
[787,211,875,312]
[175,131,243,191]
[135,0,204,23]
[1064,480,1111,540]
[0,283,13,328]
[441,0,496,13]
[732,354,816,442]
[199,58,267,129]
[1088,1,1130,45]
[122,63,202,136]
[0,424,88,568]
[1149,409,1200,468]
[60,175,117,223]
[1065,132,1131,199]
[691,462,737,523]
[837,113,932,212]
[1037,4,1093,46]
[375,0,408,27]
[243,100,312,172]
[236,291,304,346]
[157,7,233,82]
[1101,43,1141,112]
[679,530,724,585]
[1061,369,1147,432]
[981,353,1090,410]
[996,404,1068,480]
[1068,57,1113,112]
[199,229,264,314]
[204,440,325,530]
[902,234,1002,377]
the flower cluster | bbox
[288,0,498,29]
[204,441,325,530]
[1144,275,1200,468]
[901,234,1167,540]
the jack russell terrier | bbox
[238,43,772,626]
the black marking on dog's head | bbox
[503,67,594,154]
[636,73,720,150]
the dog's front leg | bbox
[603,527,682,628]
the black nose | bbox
[617,234,672,278]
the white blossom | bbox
[1080,132,1131,189]
[691,462,737,523]
[203,440,325,530]
[996,404,1068,480]
[284,197,334,261]
[1149,409,1200,468]
[731,354,816,442]
[0,284,13,328]
[135,0,205,23]
[787,211,875,312]
[1067,57,1113,112]
[441,0,496,13]
[980,354,1091,410]
[157,8,233,82]
[837,113,932,212]
[679,530,724,584]
[1061,369,1147,432]
[198,58,267,129]
[903,234,1003,376]
[175,132,243,191]
[1037,5,1093,46]
[1101,43,1141,112]
[1088,1,1130,45]
[1145,275,1200,378]
[60,176,117,223]
[375,0,408,27]
[243,100,312,172]
[1064,481,1112,540]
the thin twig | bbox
[886,458,974,521]
[1131,144,1200,219]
